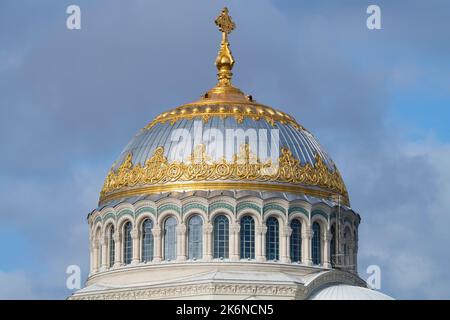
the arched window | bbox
[213,215,229,259]
[123,221,133,265]
[290,219,302,263]
[312,222,321,265]
[141,219,153,262]
[330,224,336,266]
[108,225,115,268]
[164,217,177,261]
[240,216,255,259]
[188,215,203,260]
[266,217,279,261]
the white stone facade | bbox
[70,191,361,300]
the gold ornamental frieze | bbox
[100,144,348,204]
[144,104,304,131]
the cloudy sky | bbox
[1,0,449,299]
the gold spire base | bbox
[203,84,248,102]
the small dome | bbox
[309,285,394,300]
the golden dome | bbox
[99,8,349,206]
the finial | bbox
[201,8,245,101]
[214,8,236,88]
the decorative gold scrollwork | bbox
[144,104,304,131]
[100,144,348,203]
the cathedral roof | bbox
[309,284,394,300]
[98,8,349,206]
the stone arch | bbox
[117,213,135,231]
[310,213,328,231]
[182,209,208,225]
[310,215,327,266]
[236,208,262,226]
[288,213,309,234]
[92,220,103,240]
[93,225,102,248]
[102,216,116,237]
[157,201,182,218]
[135,212,157,232]
[209,207,235,224]
[263,210,286,227]
[157,210,181,226]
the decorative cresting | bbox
[143,104,304,131]
[100,144,348,205]
[144,8,303,131]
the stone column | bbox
[256,225,267,262]
[281,226,292,263]
[230,223,240,261]
[113,232,122,267]
[302,229,313,265]
[176,224,187,262]
[90,239,98,273]
[101,237,108,270]
[323,231,332,268]
[89,249,94,274]
[203,223,213,261]
[131,229,140,265]
[152,227,162,262]
[89,235,94,273]
[348,239,355,272]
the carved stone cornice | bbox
[69,269,365,300]
[69,282,300,300]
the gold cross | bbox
[215,7,235,35]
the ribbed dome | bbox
[99,100,348,206]
[118,114,333,172]
[309,285,394,300]
[98,8,348,206]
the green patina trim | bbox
[182,203,207,215]
[103,212,115,223]
[117,209,134,220]
[158,204,181,215]
[208,202,235,214]
[263,203,286,215]
[288,207,309,217]
[93,215,102,225]
[135,206,156,218]
[311,209,328,219]
[236,202,261,214]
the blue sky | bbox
[1,0,450,299]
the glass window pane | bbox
[213,215,229,259]
[123,222,133,265]
[141,219,153,262]
[109,226,115,268]
[266,217,279,260]
[312,222,321,265]
[290,219,302,262]
[164,217,177,261]
[240,216,255,259]
[188,215,203,260]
